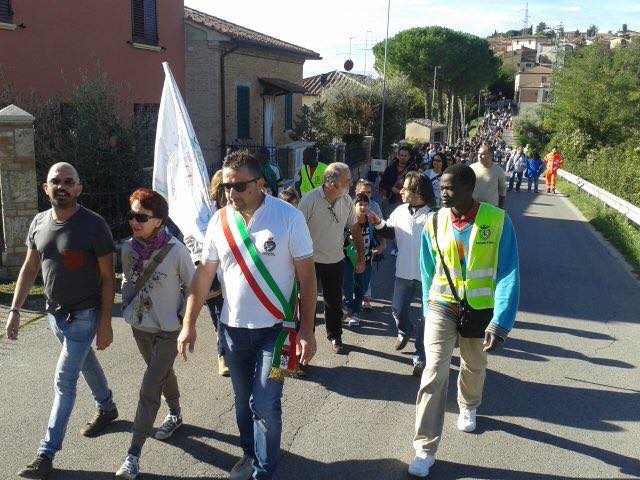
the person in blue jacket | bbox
[408,164,520,478]
[525,150,546,193]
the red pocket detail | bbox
[63,249,85,270]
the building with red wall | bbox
[0,0,185,111]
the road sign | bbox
[371,158,388,172]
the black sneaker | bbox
[80,408,118,437]
[331,338,344,354]
[412,362,425,378]
[17,455,52,479]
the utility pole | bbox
[363,30,373,75]
[378,0,391,159]
[522,1,529,35]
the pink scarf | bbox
[131,228,171,275]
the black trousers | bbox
[315,261,344,341]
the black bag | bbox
[431,213,492,338]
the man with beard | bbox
[6,162,118,479]
[177,150,317,480]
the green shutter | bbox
[237,85,250,139]
[284,94,293,131]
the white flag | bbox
[153,62,214,262]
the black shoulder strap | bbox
[133,243,175,298]
[432,212,463,303]
[304,165,316,189]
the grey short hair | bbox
[323,162,350,185]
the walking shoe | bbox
[552,188,557,194]
[155,412,183,440]
[547,188,551,193]
[115,454,140,480]
[457,408,477,432]
[230,454,254,480]
[393,334,409,351]
[218,354,230,377]
[17,455,52,479]
[80,407,118,437]
[362,296,372,310]
[412,362,425,378]
[408,452,435,477]
[331,338,344,354]
[345,315,361,326]
[390,248,398,257]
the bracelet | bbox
[9,308,21,316]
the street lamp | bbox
[377,0,391,159]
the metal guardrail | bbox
[558,169,640,227]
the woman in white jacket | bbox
[115,189,195,480]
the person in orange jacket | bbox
[544,147,564,193]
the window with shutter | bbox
[237,86,250,139]
[284,94,293,131]
[131,0,158,45]
[0,0,13,23]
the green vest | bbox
[426,203,505,309]
[299,162,328,194]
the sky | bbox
[185,0,639,77]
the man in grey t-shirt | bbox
[5,162,118,479]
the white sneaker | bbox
[230,454,254,480]
[408,452,435,477]
[115,454,140,479]
[457,408,477,432]
[155,412,183,440]
[345,315,361,326]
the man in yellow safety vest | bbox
[408,163,520,478]
[296,147,328,197]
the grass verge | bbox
[559,179,640,276]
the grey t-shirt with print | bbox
[26,206,116,313]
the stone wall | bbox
[0,105,39,279]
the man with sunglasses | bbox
[6,162,118,479]
[177,150,317,480]
[298,162,366,354]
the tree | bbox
[574,29,580,37]
[292,75,422,155]
[535,22,548,34]
[488,64,516,99]
[586,25,598,37]
[372,26,499,144]
[622,24,628,33]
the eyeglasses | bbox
[327,205,339,223]
[127,211,157,223]
[222,178,259,192]
[48,178,78,187]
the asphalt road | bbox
[1,183,639,479]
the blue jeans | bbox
[222,324,284,480]
[508,171,523,190]
[528,174,541,192]
[38,308,116,459]
[391,277,426,365]
[342,260,373,315]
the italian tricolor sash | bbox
[220,207,301,380]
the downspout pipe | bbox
[220,42,239,167]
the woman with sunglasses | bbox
[115,189,195,480]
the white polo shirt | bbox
[201,195,313,329]
[382,203,433,281]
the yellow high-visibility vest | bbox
[426,203,505,309]
[299,162,328,194]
